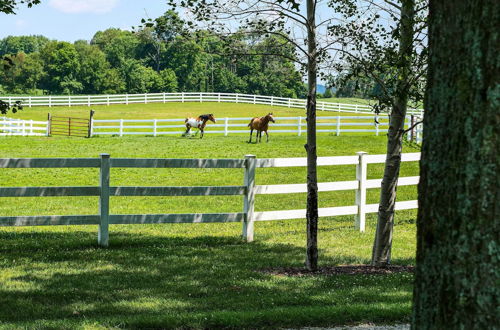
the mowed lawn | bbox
[0,103,420,329]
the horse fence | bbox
[0,152,420,246]
[0,116,47,136]
[0,115,423,141]
[1,92,424,115]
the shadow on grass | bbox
[0,230,414,328]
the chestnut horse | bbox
[248,113,275,143]
[183,114,216,138]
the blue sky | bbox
[0,0,169,42]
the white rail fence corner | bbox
[0,152,420,245]
[1,92,424,116]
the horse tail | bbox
[185,118,188,123]
[248,118,255,127]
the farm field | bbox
[4,101,376,122]
[0,103,420,329]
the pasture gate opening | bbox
[48,110,94,138]
[0,153,420,247]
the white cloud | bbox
[49,0,119,14]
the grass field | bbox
[0,102,420,329]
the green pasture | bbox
[0,103,420,329]
[6,101,388,136]
[5,101,378,122]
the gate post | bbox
[242,155,256,242]
[98,153,110,247]
[47,113,51,136]
[355,152,368,232]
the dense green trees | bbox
[0,17,305,97]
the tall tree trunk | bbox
[412,1,499,328]
[371,0,415,267]
[305,0,319,271]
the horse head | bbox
[207,114,216,123]
[267,113,275,123]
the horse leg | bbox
[200,128,204,139]
[258,130,262,143]
[183,125,190,137]
[248,128,253,143]
[265,130,269,142]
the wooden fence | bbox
[0,152,420,246]
[91,115,396,137]
[0,116,47,136]
[2,92,424,115]
[1,115,423,141]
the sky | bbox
[0,0,169,42]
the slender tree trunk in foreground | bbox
[412,0,499,328]
[305,0,319,271]
[371,0,415,266]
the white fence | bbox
[92,115,397,137]
[0,152,420,246]
[1,92,424,115]
[1,115,423,141]
[0,116,48,136]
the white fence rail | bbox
[0,152,420,246]
[92,115,397,137]
[1,92,424,115]
[1,115,423,140]
[0,116,48,136]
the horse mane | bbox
[198,114,212,121]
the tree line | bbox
[0,13,305,98]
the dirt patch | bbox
[261,265,414,277]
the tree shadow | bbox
[0,230,414,328]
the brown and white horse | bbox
[248,113,275,143]
[183,114,216,138]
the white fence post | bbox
[199,93,202,103]
[125,94,129,105]
[99,153,110,247]
[87,95,90,107]
[336,116,341,136]
[119,119,124,137]
[224,117,229,136]
[153,119,157,137]
[236,93,239,103]
[270,96,274,106]
[242,154,256,242]
[107,95,110,106]
[253,95,256,104]
[406,115,412,141]
[218,93,221,103]
[375,115,379,136]
[145,94,148,104]
[355,151,368,232]
[48,96,52,107]
[181,92,185,103]
[298,116,302,136]
[163,92,166,103]
[288,98,291,108]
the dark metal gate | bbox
[48,110,94,138]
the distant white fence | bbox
[92,115,397,137]
[0,116,47,136]
[0,152,420,246]
[1,115,423,140]
[1,92,424,115]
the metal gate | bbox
[48,110,94,138]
